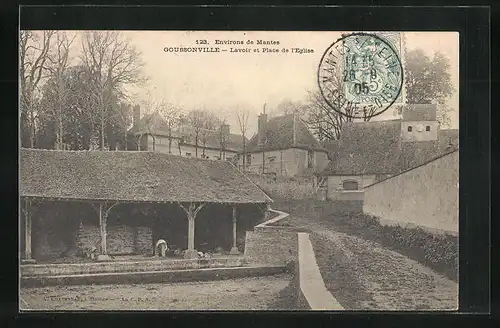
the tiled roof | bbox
[322,140,340,161]
[322,120,403,175]
[20,148,272,204]
[130,114,246,151]
[178,125,246,152]
[322,121,459,176]
[402,104,437,121]
[130,112,170,135]
[246,114,326,153]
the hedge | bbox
[323,213,458,282]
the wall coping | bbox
[364,149,459,189]
[20,256,245,269]
[297,233,344,310]
[255,208,289,228]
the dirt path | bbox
[20,274,292,311]
[291,215,458,311]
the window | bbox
[426,126,430,131]
[185,152,191,157]
[407,126,412,132]
[342,180,359,190]
[246,154,252,165]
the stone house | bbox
[320,104,459,200]
[128,105,246,162]
[20,148,272,263]
[238,112,330,177]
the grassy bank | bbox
[309,233,374,309]
[319,213,458,282]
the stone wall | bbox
[240,148,329,177]
[135,227,154,255]
[76,223,153,255]
[76,223,100,253]
[272,199,363,220]
[107,225,136,254]
[363,150,458,235]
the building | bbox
[128,105,246,162]
[238,112,330,177]
[20,148,272,263]
[320,104,459,200]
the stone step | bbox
[20,265,287,288]
[21,257,246,277]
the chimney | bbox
[258,107,268,147]
[133,105,141,129]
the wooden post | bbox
[178,202,205,259]
[90,202,119,261]
[187,214,195,252]
[99,203,107,256]
[22,199,34,263]
[230,205,239,254]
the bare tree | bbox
[158,101,184,154]
[235,107,251,168]
[45,31,76,149]
[80,31,146,151]
[186,109,206,158]
[215,110,231,160]
[199,111,219,158]
[273,98,309,118]
[19,30,55,148]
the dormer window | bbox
[426,126,431,131]
[407,126,412,132]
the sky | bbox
[69,31,459,136]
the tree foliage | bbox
[20,31,147,151]
[403,49,455,127]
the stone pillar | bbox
[230,205,240,254]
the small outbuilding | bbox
[20,148,273,263]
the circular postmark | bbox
[317,32,403,120]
